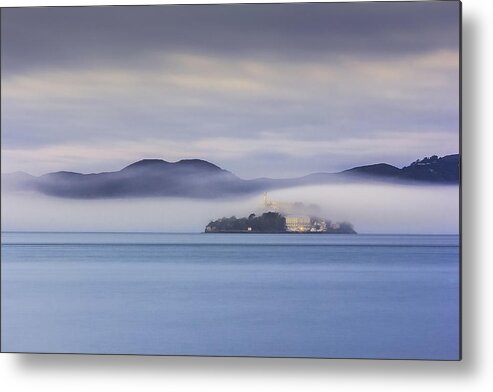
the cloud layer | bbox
[1,2,460,178]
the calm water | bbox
[1,232,460,359]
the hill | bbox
[343,154,459,183]
[2,154,459,199]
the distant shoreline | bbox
[0,231,460,236]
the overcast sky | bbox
[1,2,460,178]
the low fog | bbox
[1,183,458,234]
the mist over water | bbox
[1,183,458,234]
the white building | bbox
[285,215,312,232]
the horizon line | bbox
[1,231,460,236]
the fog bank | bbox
[1,183,458,234]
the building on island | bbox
[263,193,329,233]
[262,192,292,212]
[285,215,327,232]
[285,215,311,232]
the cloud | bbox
[1,2,460,76]
[1,3,459,178]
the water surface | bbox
[1,232,460,359]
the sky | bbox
[1,2,460,179]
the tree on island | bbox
[206,212,286,233]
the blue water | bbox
[1,233,460,359]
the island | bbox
[205,212,356,234]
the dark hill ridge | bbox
[31,158,248,199]
[122,159,172,171]
[2,154,459,199]
[343,154,460,183]
[122,159,224,172]
[342,163,402,177]
[401,154,460,182]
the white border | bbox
[2,1,492,392]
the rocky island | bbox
[205,212,356,234]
